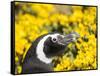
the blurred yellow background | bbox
[14,2,97,74]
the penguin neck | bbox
[36,35,53,64]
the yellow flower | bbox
[17,65,22,74]
[15,39,27,55]
[54,64,63,71]
[15,56,19,62]
[74,58,82,68]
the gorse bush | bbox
[14,2,97,74]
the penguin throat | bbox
[36,35,53,64]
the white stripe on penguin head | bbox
[36,33,60,64]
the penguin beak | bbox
[58,32,80,45]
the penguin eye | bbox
[52,38,57,42]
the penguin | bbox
[21,32,79,74]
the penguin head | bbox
[36,32,79,64]
[42,32,79,57]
